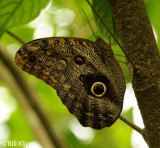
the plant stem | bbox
[86,0,135,68]
[6,31,25,45]
[119,115,144,135]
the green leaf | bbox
[92,0,118,42]
[0,0,50,37]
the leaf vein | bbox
[0,0,24,34]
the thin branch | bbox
[85,0,135,68]
[119,115,144,135]
[6,31,25,45]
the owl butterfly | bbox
[15,36,126,129]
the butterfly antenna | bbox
[86,0,135,68]
[82,8,96,39]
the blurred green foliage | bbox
[92,0,118,42]
[0,0,159,147]
[0,0,50,36]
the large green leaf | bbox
[0,0,50,37]
[92,0,118,42]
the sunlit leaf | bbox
[92,0,118,42]
[0,0,50,37]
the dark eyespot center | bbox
[74,55,85,65]
[91,82,107,98]
[29,55,36,62]
[93,84,104,95]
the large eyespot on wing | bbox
[90,81,107,98]
[72,74,124,130]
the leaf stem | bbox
[119,115,144,135]
[6,31,25,45]
[86,0,135,68]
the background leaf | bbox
[92,0,118,42]
[0,0,50,37]
[146,0,160,48]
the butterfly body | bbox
[15,36,126,129]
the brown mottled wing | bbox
[15,36,126,129]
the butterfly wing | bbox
[15,37,126,129]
